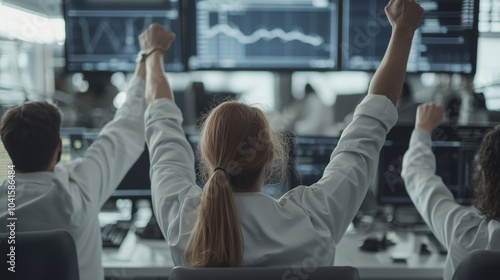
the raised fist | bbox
[385,0,424,33]
[416,102,444,134]
[139,23,176,54]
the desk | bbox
[336,231,446,280]
[103,232,173,279]
[102,230,446,280]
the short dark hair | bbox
[0,102,62,172]
[472,125,500,222]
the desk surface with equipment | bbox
[102,224,447,280]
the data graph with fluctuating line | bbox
[64,0,184,72]
[204,24,325,47]
[188,0,338,70]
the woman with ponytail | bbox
[143,0,423,269]
[184,101,279,267]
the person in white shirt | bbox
[0,55,147,279]
[144,0,423,269]
[402,103,500,280]
[285,83,335,136]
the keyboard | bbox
[426,232,448,255]
[101,221,130,248]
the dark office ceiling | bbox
[3,0,62,18]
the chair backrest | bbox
[169,266,360,280]
[452,249,500,280]
[0,229,80,280]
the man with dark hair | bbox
[1,102,62,172]
[0,54,147,279]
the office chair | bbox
[0,229,80,280]
[169,266,360,280]
[451,249,500,280]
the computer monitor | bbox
[378,139,463,204]
[60,127,152,198]
[61,129,221,198]
[60,127,99,162]
[453,126,493,203]
[111,145,151,197]
[292,136,339,187]
[186,0,339,70]
[64,0,184,72]
[377,125,492,205]
[341,0,479,73]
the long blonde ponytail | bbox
[184,101,287,267]
[185,169,243,267]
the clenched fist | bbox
[416,102,444,134]
[385,0,424,33]
[139,23,176,54]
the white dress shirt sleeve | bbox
[145,98,200,238]
[281,94,398,244]
[67,76,147,210]
[401,129,476,248]
[145,94,397,247]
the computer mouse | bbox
[420,243,431,255]
[359,237,381,252]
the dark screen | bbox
[378,126,491,205]
[64,0,184,72]
[292,137,339,187]
[342,0,478,73]
[378,140,462,204]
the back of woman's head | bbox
[184,101,288,267]
[473,125,500,222]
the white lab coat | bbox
[145,94,397,267]
[402,129,500,280]
[0,77,146,280]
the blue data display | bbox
[292,136,339,187]
[342,0,478,73]
[188,0,338,70]
[64,0,184,72]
